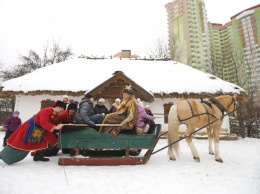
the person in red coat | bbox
[58,103,77,124]
[30,102,78,157]
[0,100,66,165]
[57,103,78,154]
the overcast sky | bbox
[0,0,259,68]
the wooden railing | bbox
[230,120,260,138]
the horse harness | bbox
[177,99,217,124]
[178,96,236,124]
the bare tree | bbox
[0,60,15,125]
[228,48,260,138]
[1,65,31,81]
[211,42,235,80]
[148,37,169,58]
[0,60,4,82]
[168,34,186,62]
[19,50,42,71]
[0,39,74,81]
[40,39,74,66]
[147,35,186,62]
[231,49,249,89]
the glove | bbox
[120,121,127,126]
[90,124,96,128]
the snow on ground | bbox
[0,131,259,194]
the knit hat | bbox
[136,98,144,108]
[98,98,105,103]
[85,93,93,99]
[52,100,66,109]
[72,100,78,105]
[115,98,121,103]
[68,103,77,111]
[12,111,20,115]
[63,95,69,100]
[122,85,133,95]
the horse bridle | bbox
[226,97,237,117]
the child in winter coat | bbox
[109,98,121,113]
[135,98,155,134]
[3,111,22,146]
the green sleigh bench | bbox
[57,124,161,166]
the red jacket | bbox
[7,107,60,151]
[58,109,76,124]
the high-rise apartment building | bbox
[231,5,260,102]
[208,5,260,102]
[165,0,212,73]
[208,22,239,83]
[166,1,260,103]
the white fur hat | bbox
[146,105,150,109]
[136,98,144,108]
[63,95,69,100]
[115,98,121,103]
[98,98,105,103]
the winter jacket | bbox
[145,108,154,116]
[75,98,95,126]
[109,103,118,113]
[4,116,22,131]
[94,104,109,115]
[135,105,155,128]
[58,109,76,124]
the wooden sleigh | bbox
[57,124,161,166]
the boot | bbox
[111,128,120,136]
[33,153,49,162]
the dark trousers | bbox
[35,144,55,158]
[89,114,105,124]
[3,130,14,146]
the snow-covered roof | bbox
[1,58,245,95]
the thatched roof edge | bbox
[0,90,247,101]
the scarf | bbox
[116,95,136,114]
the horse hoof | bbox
[170,157,176,161]
[193,157,200,162]
[209,152,214,155]
[215,158,223,163]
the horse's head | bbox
[226,94,238,119]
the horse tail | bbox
[168,104,180,157]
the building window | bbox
[163,102,174,123]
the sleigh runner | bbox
[57,124,161,165]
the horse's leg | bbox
[168,128,176,161]
[213,126,223,163]
[185,133,200,162]
[168,145,176,161]
[167,105,180,161]
[207,126,214,155]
